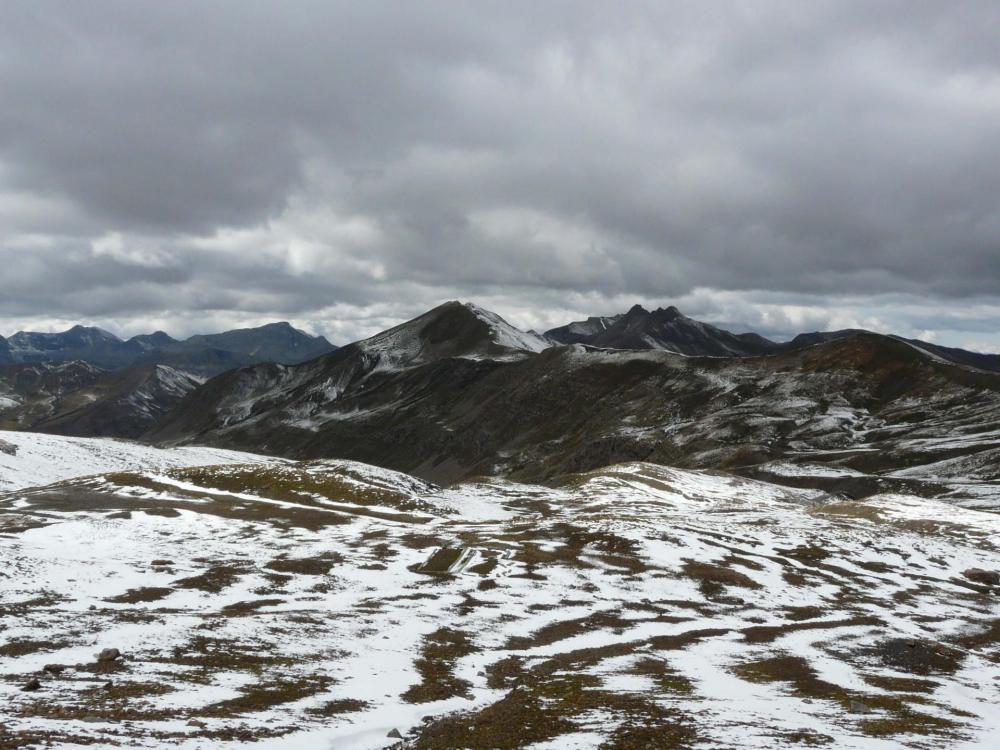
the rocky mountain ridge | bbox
[0,321,336,375]
[546,304,778,357]
[0,361,202,438]
[6,300,1000,498]
[546,306,1000,372]
[149,303,1000,499]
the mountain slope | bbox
[150,300,550,451]
[544,313,624,345]
[126,330,179,352]
[31,365,203,438]
[0,335,13,364]
[7,325,128,366]
[180,321,334,365]
[780,330,1000,373]
[356,300,549,368]
[778,329,862,351]
[0,362,202,438]
[900,337,1000,371]
[131,345,286,378]
[547,305,780,356]
[148,309,1000,491]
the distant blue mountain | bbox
[1,322,336,376]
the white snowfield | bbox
[2,448,999,749]
[0,430,283,492]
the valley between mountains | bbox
[1,301,999,749]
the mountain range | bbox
[3,300,1000,496]
[0,321,335,375]
[544,304,778,356]
[4,305,996,376]
[544,304,1000,371]
[146,301,1000,494]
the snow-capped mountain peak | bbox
[547,304,778,356]
[460,302,550,353]
[357,301,549,371]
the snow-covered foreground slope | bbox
[1,459,999,749]
[0,430,283,491]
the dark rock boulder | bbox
[877,638,965,675]
[963,568,1000,587]
[96,648,121,663]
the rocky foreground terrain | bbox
[1,440,998,749]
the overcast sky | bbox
[2,1,1000,349]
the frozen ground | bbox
[1,454,998,749]
[0,430,284,492]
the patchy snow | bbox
[462,302,550,353]
[358,301,548,374]
[0,430,284,491]
[761,461,869,479]
[152,364,204,393]
[1,454,997,749]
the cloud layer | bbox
[2,1,1000,347]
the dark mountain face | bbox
[2,322,336,375]
[182,322,335,365]
[8,324,121,354]
[0,361,200,438]
[40,365,201,438]
[546,305,780,356]
[901,338,1000,372]
[0,335,12,364]
[126,330,180,351]
[545,314,624,345]
[774,330,1000,372]
[132,346,264,377]
[7,326,129,366]
[779,329,863,351]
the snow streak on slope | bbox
[461,303,550,353]
[1,459,998,749]
[0,430,284,491]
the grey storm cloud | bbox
[1,1,1000,346]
